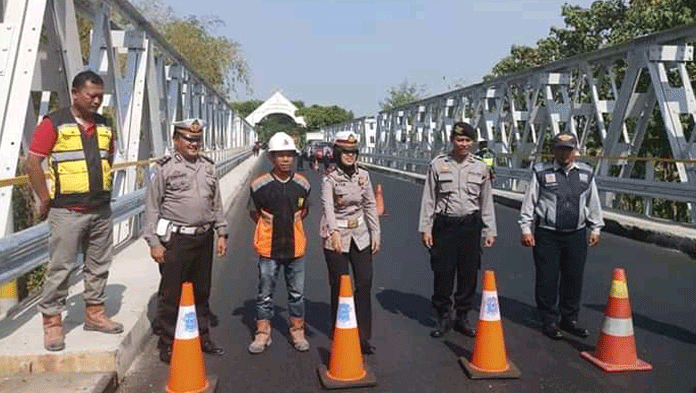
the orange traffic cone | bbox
[581,268,652,372]
[317,275,377,389]
[460,270,521,379]
[166,282,218,393]
[375,184,387,217]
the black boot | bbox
[431,313,452,338]
[454,313,476,337]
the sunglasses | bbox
[178,133,201,143]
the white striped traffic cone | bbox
[581,268,652,372]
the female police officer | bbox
[320,131,381,354]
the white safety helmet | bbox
[267,132,297,152]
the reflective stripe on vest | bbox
[48,123,113,199]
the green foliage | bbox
[487,0,695,79]
[379,79,426,111]
[485,0,696,223]
[295,104,354,130]
[231,100,264,118]
[135,0,251,96]
[254,114,306,144]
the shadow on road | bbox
[375,289,436,328]
[585,303,696,345]
[232,298,331,341]
[0,283,125,339]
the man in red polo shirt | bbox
[26,70,122,352]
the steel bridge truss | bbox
[324,23,696,224]
[0,0,256,236]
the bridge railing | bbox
[325,22,696,226]
[0,0,257,296]
[0,147,251,285]
[360,150,696,220]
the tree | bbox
[254,114,306,144]
[295,104,353,130]
[485,0,696,222]
[379,79,426,111]
[231,100,263,118]
[135,0,251,96]
[486,0,696,80]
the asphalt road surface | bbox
[117,161,696,393]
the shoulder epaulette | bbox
[156,156,172,166]
[431,153,448,164]
[200,155,215,165]
[293,173,311,191]
[251,173,273,192]
[576,161,594,172]
[533,162,551,172]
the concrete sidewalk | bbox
[0,153,263,392]
[361,161,696,259]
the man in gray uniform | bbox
[419,122,497,339]
[144,118,228,363]
[518,132,604,340]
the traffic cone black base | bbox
[459,357,521,379]
[317,364,377,389]
[580,352,652,373]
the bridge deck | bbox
[1,156,695,393]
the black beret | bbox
[451,122,476,140]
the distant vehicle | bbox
[308,141,332,161]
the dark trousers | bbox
[532,227,587,324]
[324,240,373,343]
[430,214,481,319]
[155,229,214,349]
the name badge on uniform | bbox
[441,165,451,172]
[545,173,557,184]
[298,197,304,207]
[579,173,589,183]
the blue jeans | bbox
[256,256,306,320]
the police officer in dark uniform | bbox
[418,122,497,338]
[144,118,228,363]
[518,132,604,339]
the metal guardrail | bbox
[361,152,696,210]
[0,148,251,284]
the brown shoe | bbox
[289,317,309,352]
[248,319,272,354]
[84,303,124,334]
[43,313,65,351]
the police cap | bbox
[552,132,578,149]
[173,118,206,140]
[451,122,476,140]
[334,131,359,152]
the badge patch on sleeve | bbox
[579,173,589,183]
[544,173,557,184]
[298,197,305,207]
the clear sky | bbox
[162,0,594,117]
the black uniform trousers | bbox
[430,213,482,319]
[324,239,373,344]
[532,226,587,325]
[155,229,214,349]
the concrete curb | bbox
[361,161,696,259]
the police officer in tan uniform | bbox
[144,118,228,363]
[419,122,497,338]
[320,131,381,354]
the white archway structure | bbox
[245,92,306,127]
